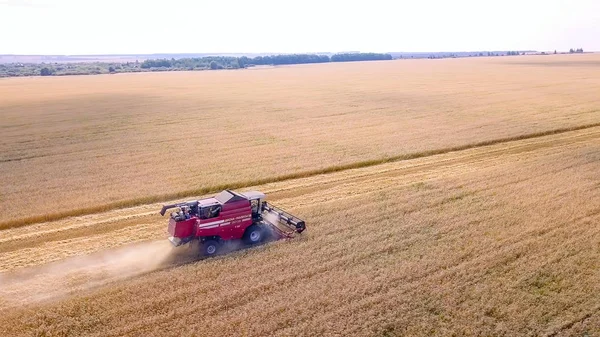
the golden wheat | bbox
[0,126,599,336]
[1,54,600,226]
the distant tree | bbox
[569,48,575,53]
[210,61,218,70]
[554,50,557,54]
[40,67,52,76]
[238,56,249,68]
[330,53,392,62]
[141,59,172,68]
[577,48,584,53]
[108,66,116,73]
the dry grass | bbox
[2,54,600,226]
[0,126,599,336]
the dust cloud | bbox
[0,219,293,310]
[263,212,281,227]
[0,240,180,309]
[262,212,282,238]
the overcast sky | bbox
[1,0,598,55]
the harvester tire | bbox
[201,240,219,256]
[244,225,263,244]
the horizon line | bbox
[0,50,553,57]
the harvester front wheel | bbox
[201,240,219,256]
[244,225,263,244]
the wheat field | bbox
[1,54,600,227]
[1,54,600,336]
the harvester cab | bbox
[160,190,305,256]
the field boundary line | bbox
[2,121,600,230]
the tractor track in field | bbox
[0,126,599,310]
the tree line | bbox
[0,53,393,77]
[0,61,144,77]
[140,53,392,70]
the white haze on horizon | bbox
[1,0,599,54]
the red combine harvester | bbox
[160,190,306,256]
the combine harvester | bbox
[160,190,306,256]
